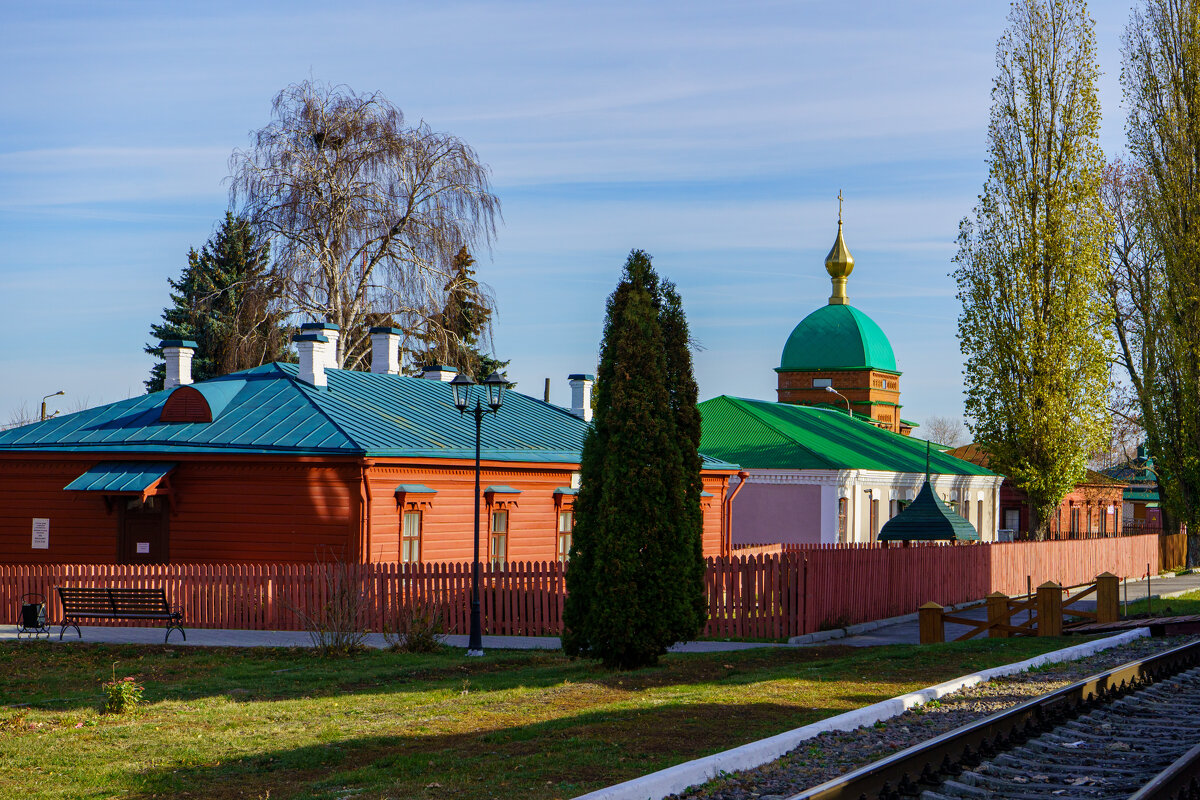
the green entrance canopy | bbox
[63,462,176,494]
[878,479,979,542]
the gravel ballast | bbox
[670,635,1197,800]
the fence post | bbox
[1037,581,1063,637]
[919,601,944,644]
[1096,572,1119,623]
[986,591,1010,638]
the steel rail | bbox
[785,638,1200,800]
[1128,741,1200,800]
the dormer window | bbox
[159,386,213,423]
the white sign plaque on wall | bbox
[31,518,49,549]
[136,542,150,554]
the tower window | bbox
[812,378,832,388]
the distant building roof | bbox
[878,479,980,542]
[698,396,993,475]
[948,443,1127,487]
[0,362,737,468]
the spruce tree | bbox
[563,250,706,669]
[146,213,293,392]
[407,247,509,381]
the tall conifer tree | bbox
[407,247,509,381]
[563,250,705,669]
[146,213,293,391]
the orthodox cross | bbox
[838,189,843,224]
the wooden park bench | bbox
[56,586,186,643]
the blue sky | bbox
[0,1,1132,427]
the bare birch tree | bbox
[924,416,967,448]
[229,81,501,369]
[954,0,1112,540]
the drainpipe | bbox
[723,471,750,557]
[359,458,375,563]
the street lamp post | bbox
[824,385,851,415]
[450,370,508,657]
[40,391,65,422]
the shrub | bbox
[290,555,369,656]
[101,663,144,714]
[384,600,447,653]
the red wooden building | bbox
[0,331,736,565]
[948,444,1126,539]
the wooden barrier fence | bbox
[0,534,1162,639]
[919,573,1122,643]
[1160,533,1187,572]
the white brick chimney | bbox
[420,365,458,382]
[300,322,340,369]
[293,332,328,387]
[160,339,197,390]
[369,326,402,375]
[568,373,594,422]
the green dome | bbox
[779,304,897,372]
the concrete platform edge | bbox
[571,628,1149,800]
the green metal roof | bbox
[698,396,993,475]
[878,480,980,542]
[778,304,897,373]
[0,363,737,469]
[63,462,176,493]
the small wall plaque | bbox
[31,518,49,550]
[136,542,150,554]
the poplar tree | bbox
[563,250,705,669]
[1121,0,1200,560]
[954,0,1112,539]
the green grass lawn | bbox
[1126,587,1200,617]
[0,637,1086,800]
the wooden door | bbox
[118,497,169,564]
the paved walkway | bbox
[7,572,1196,652]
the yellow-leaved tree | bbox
[1120,0,1200,563]
[954,0,1113,540]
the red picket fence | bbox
[1,534,1161,639]
[1,561,567,637]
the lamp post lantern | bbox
[40,390,65,422]
[824,385,851,415]
[450,370,508,657]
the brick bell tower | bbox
[775,202,909,434]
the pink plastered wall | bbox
[731,482,823,546]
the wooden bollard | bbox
[1037,581,1063,637]
[986,591,1010,638]
[1096,572,1119,624]
[919,601,945,644]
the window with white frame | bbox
[490,509,509,565]
[557,510,573,561]
[401,510,422,564]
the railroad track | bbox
[788,639,1200,800]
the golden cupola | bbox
[824,218,854,305]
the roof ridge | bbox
[279,372,366,454]
[723,397,839,469]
